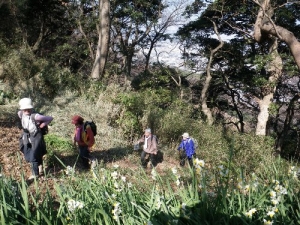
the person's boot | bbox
[28,174,38,180]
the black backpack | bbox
[84,121,97,136]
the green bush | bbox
[44,134,74,167]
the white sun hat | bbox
[145,128,151,133]
[19,98,34,110]
[182,132,189,138]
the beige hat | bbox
[19,98,34,110]
[182,132,189,138]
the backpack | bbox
[20,112,49,135]
[189,137,198,150]
[84,121,97,136]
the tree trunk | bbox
[91,0,110,79]
[255,38,282,135]
[275,94,300,154]
[200,21,224,125]
[256,93,274,135]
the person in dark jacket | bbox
[18,98,53,180]
[137,128,158,169]
[177,132,195,167]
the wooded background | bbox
[0,0,300,159]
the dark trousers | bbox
[31,161,43,176]
[179,151,194,167]
[78,145,90,169]
[141,151,156,168]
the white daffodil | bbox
[67,199,84,212]
[112,202,122,221]
[121,176,126,182]
[270,191,276,198]
[156,196,162,209]
[245,208,257,218]
[113,164,119,169]
[176,179,180,186]
[267,210,275,218]
[271,198,279,205]
[114,182,119,189]
[194,158,205,167]
[111,171,118,179]
[263,219,273,225]
[181,203,186,210]
[151,169,157,180]
[272,180,279,185]
[272,207,278,213]
[171,167,177,175]
[65,166,75,175]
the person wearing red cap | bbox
[72,115,95,169]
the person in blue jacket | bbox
[177,132,195,167]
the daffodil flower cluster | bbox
[270,180,287,205]
[262,180,287,224]
[112,202,122,221]
[110,165,132,192]
[65,166,75,176]
[288,166,299,179]
[67,199,84,212]
[193,158,205,175]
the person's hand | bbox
[153,151,157,155]
[39,123,45,128]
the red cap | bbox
[71,115,84,124]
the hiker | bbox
[18,98,53,180]
[137,128,158,169]
[72,115,95,169]
[177,132,195,167]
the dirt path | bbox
[0,121,32,177]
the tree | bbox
[177,0,300,135]
[252,0,299,135]
[200,20,224,125]
[110,0,164,76]
[90,0,110,79]
[140,0,187,71]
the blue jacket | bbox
[177,138,195,158]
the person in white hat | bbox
[137,128,158,169]
[18,98,53,180]
[177,132,195,167]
